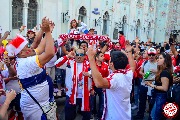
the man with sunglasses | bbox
[134,48,157,119]
[55,48,93,120]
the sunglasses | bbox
[148,54,156,56]
[76,53,85,57]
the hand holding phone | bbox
[169,38,174,45]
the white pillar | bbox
[23,0,29,34]
[37,4,41,29]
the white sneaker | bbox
[131,105,138,110]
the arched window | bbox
[113,28,118,40]
[149,0,152,7]
[102,11,109,35]
[136,19,141,38]
[27,0,37,29]
[78,6,86,22]
[12,0,23,29]
[122,15,127,36]
[137,0,141,4]
[147,22,151,39]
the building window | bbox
[12,0,23,29]
[149,0,152,7]
[102,11,109,35]
[147,22,151,39]
[27,0,37,29]
[136,19,141,38]
[122,15,127,36]
[137,0,141,4]
[113,28,118,40]
[78,6,86,22]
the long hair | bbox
[70,19,78,29]
[155,52,173,85]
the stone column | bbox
[37,4,41,29]
[23,0,29,34]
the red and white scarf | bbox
[69,60,90,111]
[59,34,110,41]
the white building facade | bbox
[0,0,179,43]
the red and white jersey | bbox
[102,69,133,120]
[55,56,93,111]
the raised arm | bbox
[135,38,140,52]
[61,45,69,55]
[34,17,53,55]
[0,31,10,46]
[125,40,136,72]
[37,18,55,66]
[170,44,178,57]
[3,56,17,78]
[31,29,44,49]
[87,45,109,88]
[77,20,87,32]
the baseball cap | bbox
[27,29,36,33]
[147,48,157,55]
[89,28,95,31]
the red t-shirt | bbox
[172,56,176,67]
[96,62,109,78]
[118,35,125,49]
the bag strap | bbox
[24,88,46,114]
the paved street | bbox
[56,97,149,120]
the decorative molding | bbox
[23,3,28,8]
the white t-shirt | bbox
[104,70,133,120]
[16,56,49,106]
